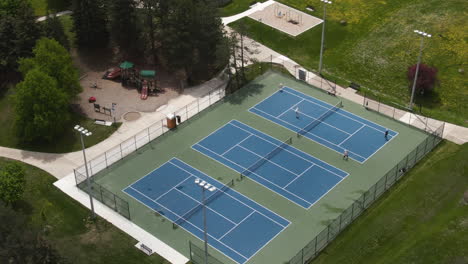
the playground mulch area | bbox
[76,68,180,122]
[248,2,322,37]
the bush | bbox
[407,63,438,96]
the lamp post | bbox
[74,125,95,219]
[318,0,332,75]
[194,178,216,264]
[409,30,431,109]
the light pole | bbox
[74,125,95,219]
[194,178,216,264]
[318,0,332,75]
[409,30,431,109]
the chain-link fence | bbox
[363,94,445,135]
[74,170,131,219]
[189,241,224,264]
[288,122,444,264]
[73,80,228,220]
[258,54,339,96]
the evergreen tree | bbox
[109,0,139,54]
[43,11,70,50]
[72,0,109,49]
[159,0,227,82]
[0,0,40,72]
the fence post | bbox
[186,105,188,119]
[209,91,212,105]
[119,143,123,160]
[373,183,378,200]
[134,135,138,150]
[147,127,151,143]
[104,152,108,168]
[189,241,193,261]
[89,160,93,176]
[377,97,381,113]
[113,193,117,211]
[197,99,200,113]
[414,145,419,164]
[314,236,318,257]
[270,54,273,69]
[384,173,388,189]
[351,202,355,220]
[99,187,104,202]
[301,248,304,264]
[392,107,396,119]
[362,192,367,209]
[339,214,343,231]
[326,224,330,243]
[424,117,429,132]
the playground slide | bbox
[141,84,148,100]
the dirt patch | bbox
[71,49,180,121]
[463,190,468,205]
[249,2,323,37]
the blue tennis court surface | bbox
[192,120,349,209]
[249,87,398,163]
[123,158,289,264]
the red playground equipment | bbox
[141,80,148,100]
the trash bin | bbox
[176,115,181,124]
[166,113,177,129]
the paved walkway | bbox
[0,77,226,179]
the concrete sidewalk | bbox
[0,76,226,179]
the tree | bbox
[407,64,438,95]
[0,0,40,72]
[0,202,64,263]
[158,0,227,82]
[43,11,70,50]
[109,0,139,54]
[72,0,109,49]
[19,38,81,98]
[0,163,25,205]
[14,69,70,143]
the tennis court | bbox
[250,86,398,163]
[192,120,349,209]
[123,158,289,264]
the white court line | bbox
[280,87,401,162]
[277,99,304,118]
[173,187,237,226]
[125,159,292,264]
[237,145,303,179]
[282,87,392,134]
[221,134,252,156]
[169,159,289,228]
[150,175,193,202]
[218,211,255,241]
[229,121,354,175]
[283,164,315,189]
[295,109,352,136]
[338,124,365,146]
[250,107,367,162]
[194,143,312,207]
[127,186,250,261]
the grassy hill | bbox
[226,0,467,126]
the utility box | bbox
[166,113,177,129]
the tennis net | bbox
[297,101,342,137]
[240,137,292,179]
[172,180,234,229]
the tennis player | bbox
[384,129,389,140]
[295,107,300,119]
[343,149,349,160]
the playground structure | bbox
[274,3,302,25]
[117,61,159,99]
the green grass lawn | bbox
[227,0,467,126]
[218,0,267,17]
[0,157,169,264]
[310,141,468,264]
[0,86,120,153]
